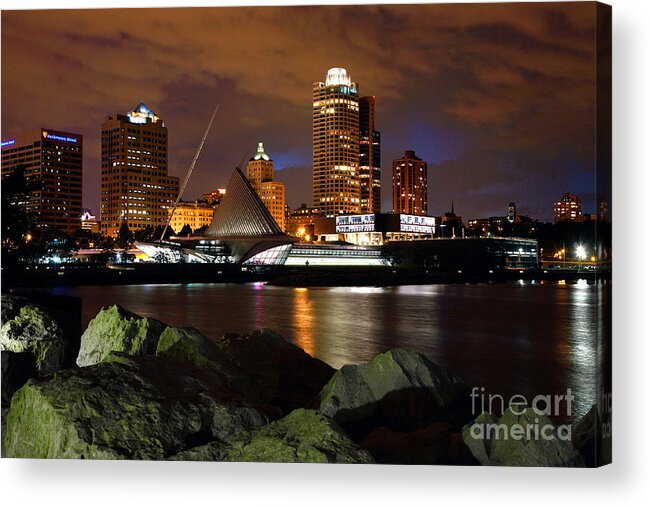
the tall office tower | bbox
[359,96,381,213]
[100,103,179,237]
[1,128,83,233]
[392,150,428,216]
[245,142,286,230]
[553,192,582,223]
[312,67,361,217]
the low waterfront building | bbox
[284,243,384,266]
[328,213,436,245]
[393,237,539,271]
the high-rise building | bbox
[507,202,518,223]
[553,193,582,223]
[245,142,286,230]
[100,103,179,237]
[1,128,83,233]
[359,96,381,213]
[313,67,361,217]
[392,150,428,216]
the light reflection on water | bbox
[54,281,609,421]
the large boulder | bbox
[215,330,336,413]
[462,408,584,467]
[156,326,260,402]
[1,351,37,408]
[318,348,470,440]
[77,305,165,367]
[225,408,374,463]
[1,304,68,376]
[4,354,276,459]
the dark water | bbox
[54,280,610,421]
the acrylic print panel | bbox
[0,1,611,466]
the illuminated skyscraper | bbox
[312,67,360,217]
[100,103,179,237]
[392,150,428,216]
[1,128,83,233]
[553,193,582,223]
[246,142,286,230]
[359,96,381,213]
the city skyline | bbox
[2,3,600,222]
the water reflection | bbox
[292,288,314,356]
[54,280,607,421]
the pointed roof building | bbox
[207,167,284,237]
[127,102,161,124]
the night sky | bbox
[1,3,598,222]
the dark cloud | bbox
[1,3,598,221]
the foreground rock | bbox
[462,408,584,467]
[216,330,336,413]
[156,326,261,402]
[1,303,69,376]
[76,305,165,367]
[225,409,374,463]
[4,354,277,459]
[319,348,470,440]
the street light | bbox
[576,245,586,272]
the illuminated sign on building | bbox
[42,131,78,143]
[336,214,375,233]
[1,139,15,148]
[399,214,435,234]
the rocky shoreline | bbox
[1,294,606,465]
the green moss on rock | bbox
[226,409,374,463]
[462,408,584,467]
[76,305,165,367]
[157,326,223,371]
[4,355,273,459]
[319,348,469,438]
[1,304,67,376]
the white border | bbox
[1,0,649,505]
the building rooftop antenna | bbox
[160,104,219,241]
